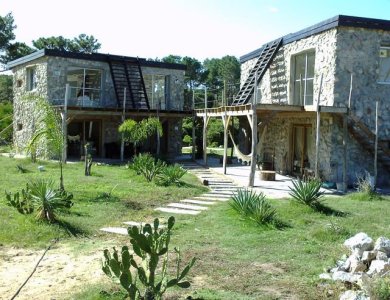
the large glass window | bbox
[66,68,102,105]
[379,46,390,84]
[27,67,37,91]
[143,74,167,109]
[292,51,315,105]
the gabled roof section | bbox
[240,15,390,63]
[7,48,187,70]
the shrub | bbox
[102,216,196,300]
[130,153,166,182]
[183,134,192,146]
[155,164,187,186]
[6,179,73,222]
[367,276,390,300]
[353,172,382,201]
[289,178,324,209]
[230,189,276,225]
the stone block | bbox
[374,237,390,255]
[344,232,374,257]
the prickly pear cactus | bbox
[102,216,196,300]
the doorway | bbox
[67,120,101,158]
[291,124,312,176]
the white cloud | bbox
[268,6,279,13]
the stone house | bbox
[197,15,390,186]
[8,49,189,159]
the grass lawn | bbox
[0,155,207,248]
[2,155,390,299]
[72,192,390,300]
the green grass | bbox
[0,156,207,248]
[73,192,390,299]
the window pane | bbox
[293,81,302,105]
[305,79,313,105]
[85,69,101,90]
[379,48,390,83]
[307,53,315,78]
[294,55,306,79]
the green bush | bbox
[368,276,390,300]
[130,153,166,182]
[102,216,196,300]
[0,101,13,145]
[6,179,73,222]
[289,178,324,209]
[183,134,192,146]
[155,164,187,186]
[230,189,276,225]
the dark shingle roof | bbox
[240,15,390,63]
[7,48,186,70]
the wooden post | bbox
[62,84,69,163]
[374,101,379,189]
[342,113,348,192]
[249,75,258,187]
[222,114,230,174]
[203,87,208,166]
[315,74,323,179]
[348,73,353,111]
[156,99,160,156]
[120,88,126,162]
[191,89,196,160]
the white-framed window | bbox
[27,67,37,91]
[66,68,102,103]
[292,50,315,105]
[143,74,168,109]
[378,46,390,84]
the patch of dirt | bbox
[0,239,117,300]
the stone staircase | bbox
[100,161,239,235]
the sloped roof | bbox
[7,48,186,70]
[240,15,390,63]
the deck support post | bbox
[203,87,208,166]
[315,74,323,180]
[249,75,258,187]
[62,84,69,164]
[374,101,379,189]
[342,113,348,192]
[222,114,231,174]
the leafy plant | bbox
[230,189,276,225]
[130,153,166,182]
[102,216,196,300]
[289,178,324,209]
[5,179,73,222]
[16,164,29,173]
[119,117,162,155]
[367,275,390,300]
[5,186,34,214]
[354,171,382,201]
[155,164,187,186]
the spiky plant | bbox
[289,178,324,208]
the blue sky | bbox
[2,0,390,61]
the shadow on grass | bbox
[272,218,292,230]
[56,219,87,237]
[314,203,348,217]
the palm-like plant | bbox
[29,179,73,222]
[289,178,324,208]
[26,96,66,191]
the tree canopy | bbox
[0,12,101,64]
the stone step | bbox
[199,193,232,198]
[100,227,128,235]
[181,199,217,205]
[123,221,166,228]
[167,203,208,210]
[193,196,230,202]
[155,207,201,215]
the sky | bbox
[2,0,390,62]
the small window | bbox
[378,46,390,84]
[292,51,315,105]
[27,67,37,91]
[17,123,23,131]
[16,79,22,87]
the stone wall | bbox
[12,58,49,155]
[165,118,183,158]
[241,29,338,106]
[335,27,390,140]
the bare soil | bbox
[0,238,119,300]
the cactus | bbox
[102,216,196,300]
[5,186,34,214]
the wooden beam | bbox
[62,84,69,163]
[315,74,323,179]
[222,114,231,174]
[374,101,379,189]
[249,103,257,187]
[342,113,348,192]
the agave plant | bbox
[28,179,73,222]
[230,189,276,225]
[155,164,187,186]
[289,178,324,208]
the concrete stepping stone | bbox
[123,221,166,228]
[181,199,216,205]
[200,193,232,197]
[155,207,200,215]
[167,203,208,210]
[100,227,128,235]
[193,196,230,202]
